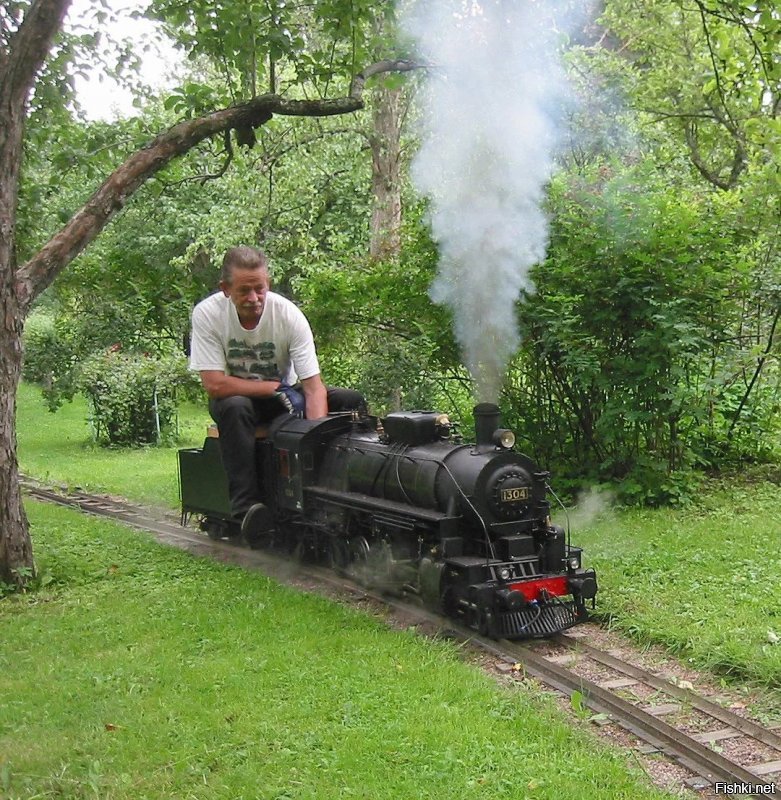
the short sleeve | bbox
[287,305,320,381]
[189,302,227,372]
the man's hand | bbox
[275,383,306,417]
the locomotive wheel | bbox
[241,503,275,548]
[418,557,445,611]
[349,536,372,585]
[206,523,222,541]
[289,527,323,563]
[372,541,396,588]
[245,528,273,550]
[329,537,351,575]
[477,605,496,638]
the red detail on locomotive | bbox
[508,576,569,602]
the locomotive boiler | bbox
[178,403,597,639]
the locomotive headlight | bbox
[493,428,516,450]
[499,567,513,581]
[568,556,581,570]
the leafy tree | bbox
[0,0,419,589]
[507,162,778,502]
[295,199,469,413]
[598,0,780,192]
[499,0,780,502]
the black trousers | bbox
[208,386,366,518]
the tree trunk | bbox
[368,85,403,262]
[1,0,73,587]
[0,294,30,587]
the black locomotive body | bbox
[178,403,597,639]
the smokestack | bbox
[474,402,501,449]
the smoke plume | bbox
[403,0,577,401]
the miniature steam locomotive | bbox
[178,403,597,639]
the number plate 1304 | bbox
[500,486,530,503]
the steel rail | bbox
[20,480,296,577]
[491,636,777,796]
[21,478,434,610]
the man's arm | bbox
[301,374,328,419]
[200,371,280,400]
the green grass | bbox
[570,481,781,692]
[0,502,669,800]
[16,382,212,510]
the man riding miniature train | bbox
[188,245,365,535]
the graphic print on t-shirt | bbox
[226,339,280,380]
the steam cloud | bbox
[403,0,576,401]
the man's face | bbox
[221,266,270,327]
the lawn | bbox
[6,384,679,798]
[570,482,781,690]
[0,501,670,800]
[13,379,781,741]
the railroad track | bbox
[482,633,781,797]
[22,478,780,798]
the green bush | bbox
[22,312,81,409]
[78,350,197,446]
[500,165,781,503]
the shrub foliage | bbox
[78,351,194,446]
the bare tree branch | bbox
[683,117,747,190]
[164,130,236,188]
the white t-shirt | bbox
[189,290,320,385]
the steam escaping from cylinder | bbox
[403,0,578,401]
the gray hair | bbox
[220,246,268,284]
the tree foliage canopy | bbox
[598,0,781,191]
